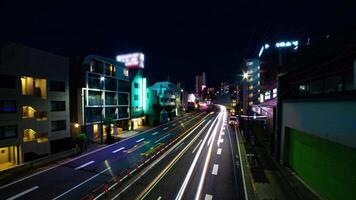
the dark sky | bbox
[1,1,355,91]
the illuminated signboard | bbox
[116,53,144,69]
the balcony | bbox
[23,129,48,143]
[22,106,48,121]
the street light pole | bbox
[100,76,105,144]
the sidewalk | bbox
[239,123,320,200]
[115,126,151,139]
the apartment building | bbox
[70,55,130,143]
[150,81,181,123]
[0,43,70,171]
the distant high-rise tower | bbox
[195,72,206,98]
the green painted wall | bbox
[286,128,356,200]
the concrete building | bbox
[129,69,148,130]
[70,55,130,143]
[276,31,356,200]
[0,43,70,171]
[195,72,206,98]
[150,81,181,123]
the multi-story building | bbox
[0,43,70,171]
[150,81,181,123]
[276,32,356,200]
[195,72,206,98]
[220,82,230,94]
[70,55,130,143]
[116,53,148,130]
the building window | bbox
[105,92,117,105]
[21,76,47,99]
[88,74,103,89]
[88,91,102,106]
[265,91,271,100]
[118,80,130,92]
[51,101,65,111]
[86,108,102,123]
[118,93,129,105]
[134,94,139,101]
[134,82,139,88]
[0,100,16,113]
[50,81,65,92]
[51,120,66,132]
[343,72,354,91]
[105,77,117,91]
[118,107,129,118]
[299,84,309,96]
[272,88,277,98]
[123,68,129,77]
[310,79,323,95]
[105,64,116,77]
[0,125,17,139]
[105,107,117,119]
[324,75,342,93]
[0,74,16,89]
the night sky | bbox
[1,1,355,91]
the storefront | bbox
[0,145,21,171]
[130,116,146,130]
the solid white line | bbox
[194,106,223,200]
[136,138,145,143]
[0,113,199,191]
[111,117,210,200]
[204,194,213,200]
[217,148,222,155]
[212,164,219,175]
[6,186,39,200]
[52,167,110,200]
[112,147,125,153]
[235,126,249,200]
[152,132,159,136]
[74,161,95,170]
[163,127,169,130]
[192,139,202,153]
[175,115,220,200]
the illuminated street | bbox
[0,112,210,199]
[1,2,356,200]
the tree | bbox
[76,133,87,153]
[104,116,115,144]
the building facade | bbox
[150,81,181,123]
[70,55,130,143]
[195,72,206,98]
[276,33,356,200]
[0,43,70,171]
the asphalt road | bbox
[0,111,209,200]
[117,105,244,200]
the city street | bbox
[117,105,244,200]
[0,112,209,200]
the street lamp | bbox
[242,71,249,80]
[100,76,105,144]
[241,71,251,144]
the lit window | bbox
[260,94,264,103]
[273,88,277,98]
[265,91,271,100]
[21,76,47,99]
[123,68,129,77]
